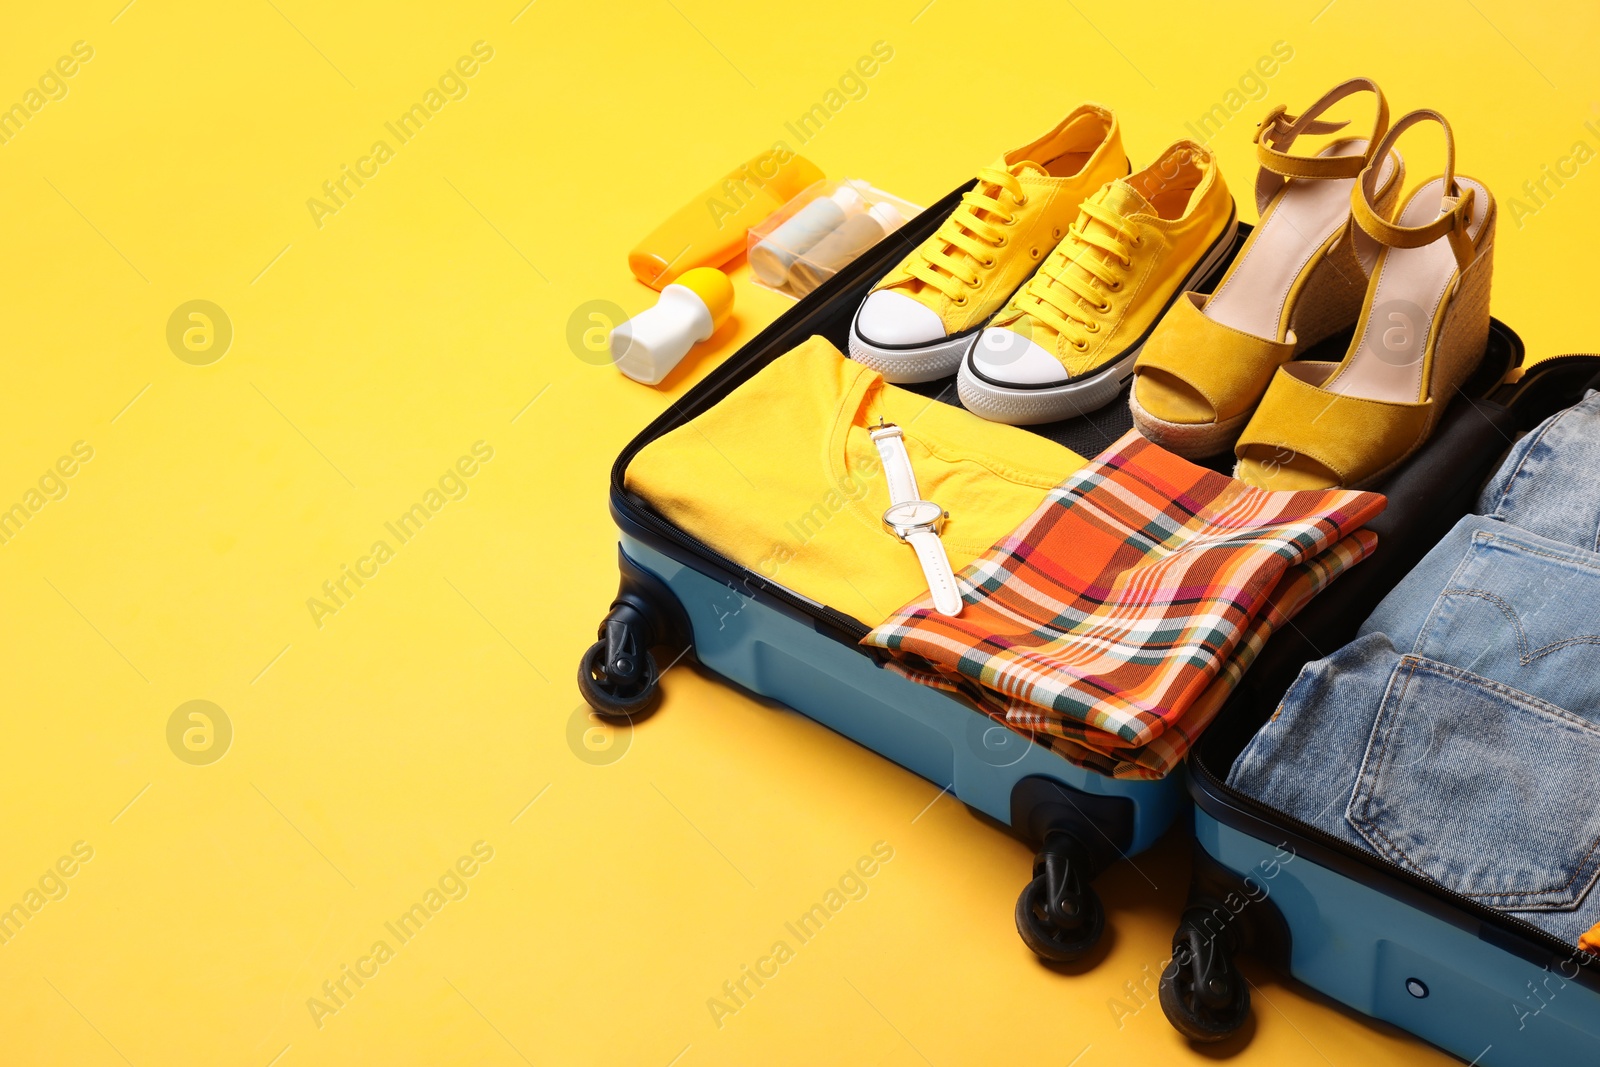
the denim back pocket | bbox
[1414,527,1600,716]
[1347,655,1600,910]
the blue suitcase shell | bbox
[1163,354,1600,1064]
[582,176,1530,966]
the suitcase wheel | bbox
[1014,831,1105,963]
[1159,904,1251,1042]
[578,549,694,719]
[577,628,659,719]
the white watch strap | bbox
[872,427,921,505]
[908,530,962,616]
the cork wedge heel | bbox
[1233,110,1496,490]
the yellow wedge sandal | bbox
[1130,78,1402,458]
[1232,109,1495,490]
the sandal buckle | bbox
[1253,105,1289,145]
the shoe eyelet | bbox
[1052,227,1063,240]
[953,294,969,307]
[1002,215,1017,227]
[1028,247,1041,260]
[980,256,996,268]
[1072,340,1089,352]
[1107,280,1122,292]
[995,235,1010,248]
[965,276,981,289]
[1014,193,1029,207]
[1096,301,1111,313]
[1086,321,1100,334]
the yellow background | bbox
[2,1,1595,1064]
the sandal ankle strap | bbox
[1351,109,1478,272]
[1253,77,1389,213]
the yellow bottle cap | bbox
[671,267,735,330]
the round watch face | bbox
[884,500,943,529]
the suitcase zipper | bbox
[1188,745,1600,978]
[1184,351,1600,983]
[607,335,875,644]
[1495,352,1600,405]
[1516,352,1600,366]
[610,482,872,643]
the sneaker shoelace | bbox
[1007,198,1140,351]
[903,164,1025,302]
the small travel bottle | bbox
[748,187,865,287]
[788,201,905,295]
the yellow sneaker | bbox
[848,104,1127,383]
[957,142,1237,424]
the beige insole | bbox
[1205,139,1394,341]
[1321,176,1490,402]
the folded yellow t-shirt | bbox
[624,336,1086,624]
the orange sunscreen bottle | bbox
[629,149,824,290]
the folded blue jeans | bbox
[1230,391,1600,949]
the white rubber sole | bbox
[847,300,977,384]
[955,215,1240,426]
[958,345,1140,425]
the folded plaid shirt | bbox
[862,431,1386,779]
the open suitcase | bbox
[1158,356,1600,1063]
[579,175,1534,965]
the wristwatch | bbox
[869,419,962,617]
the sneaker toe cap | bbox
[969,328,1067,386]
[856,291,947,346]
